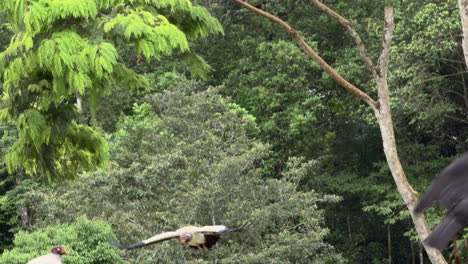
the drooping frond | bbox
[181,52,213,79]
[3,57,28,94]
[0,0,223,180]
[186,6,224,39]
[129,0,193,13]
[113,62,149,90]
[5,106,108,182]
[0,0,27,30]
[1,31,34,61]
[37,30,87,76]
[84,42,118,79]
[103,9,189,59]
[16,109,51,151]
[149,0,192,13]
[26,0,98,34]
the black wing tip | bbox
[414,192,437,214]
[121,242,146,250]
[424,235,452,251]
[423,214,465,251]
[218,227,242,234]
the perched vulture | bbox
[414,152,468,250]
[122,225,239,252]
[27,246,68,264]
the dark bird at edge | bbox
[414,152,468,250]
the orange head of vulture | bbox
[51,246,68,256]
[180,233,192,245]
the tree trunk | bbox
[347,215,352,242]
[458,0,468,68]
[374,76,446,264]
[232,1,447,262]
[76,92,83,113]
[15,176,33,229]
[458,0,468,111]
[388,224,392,264]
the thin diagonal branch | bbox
[309,0,378,77]
[232,0,379,111]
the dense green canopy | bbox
[0,0,222,181]
[0,0,466,263]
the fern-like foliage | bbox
[0,0,223,181]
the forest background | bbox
[0,0,466,263]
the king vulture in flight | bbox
[121,225,239,252]
[27,246,68,264]
[414,152,468,250]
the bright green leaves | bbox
[103,10,189,60]
[36,32,117,102]
[0,0,27,31]
[147,0,193,12]
[1,0,100,34]
[26,0,98,34]
[3,126,95,183]
[38,31,87,76]
[0,0,222,180]
[22,86,343,263]
[187,6,224,39]
[16,110,51,152]
[6,116,108,182]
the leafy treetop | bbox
[0,0,223,181]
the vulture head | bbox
[180,233,192,245]
[51,246,68,256]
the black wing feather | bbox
[203,234,221,249]
[414,152,468,250]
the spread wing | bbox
[197,225,242,234]
[143,231,180,244]
[424,197,468,250]
[415,152,468,213]
[196,225,229,233]
[122,231,179,250]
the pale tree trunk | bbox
[458,0,468,67]
[373,65,445,264]
[76,92,83,113]
[232,1,446,263]
[458,0,468,112]
[387,224,392,264]
[15,176,33,228]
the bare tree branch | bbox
[309,0,378,77]
[232,0,379,111]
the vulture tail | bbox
[424,215,464,250]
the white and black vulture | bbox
[27,246,68,264]
[122,225,239,252]
[414,152,468,250]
